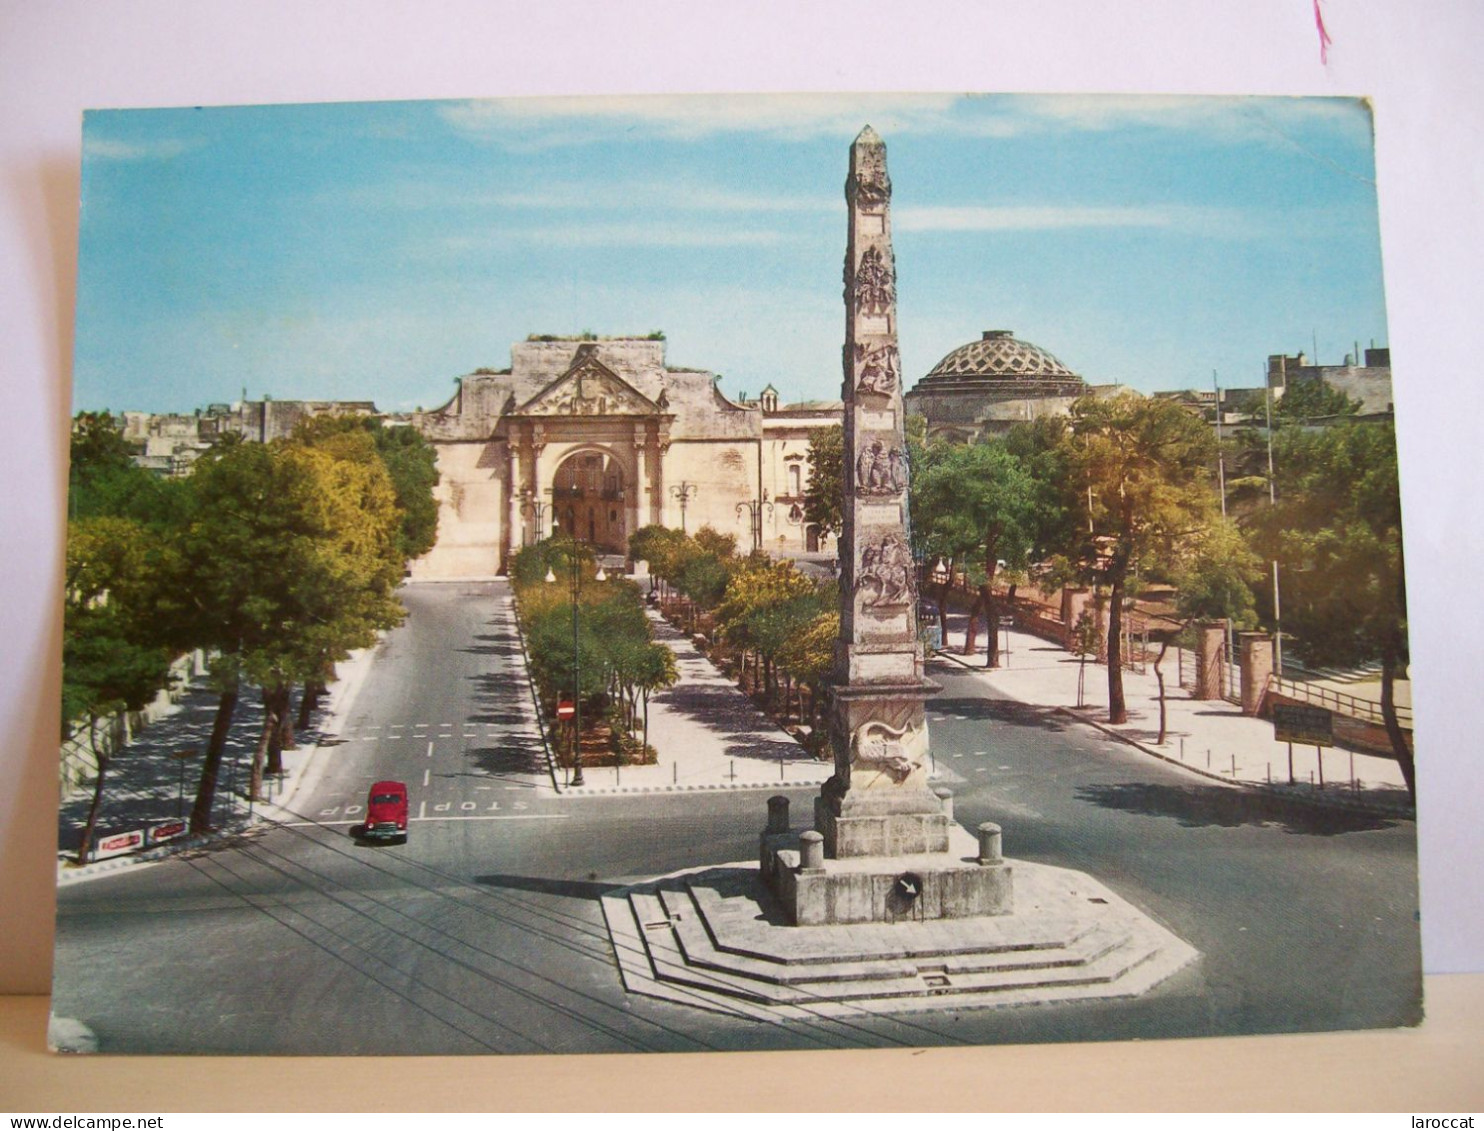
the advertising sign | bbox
[1273,703,1335,747]
[93,830,145,861]
[148,820,188,846]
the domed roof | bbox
[925,330,1079,380]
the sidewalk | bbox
[56,643,378,885]
[556,609,831,795]
[930,614,1413,813]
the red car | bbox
[362,780,409,843]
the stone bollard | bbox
[933,785,954,822]
[799,830,825,873]
[766,795,790,834]
[977,822,1003,866]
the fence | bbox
[1176,642,1241,704]
[59,650,208,798]
[1266,674,1412,730]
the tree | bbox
[1275,378,1361,422]
[715,558,825,704]
[154,436,406,828]
[913,439,1040,667]
[803,425,844,542]
[628,524,688,600]
[290,414,441,560]
[1251,419,1412,797]
[1150,518,1262,743]
[632,642,679,748]
[1064,393,1218,724]
[776,609,838,744]
[68,411,187,528]
[63,516,173,862]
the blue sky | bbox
[73,93,1388,412]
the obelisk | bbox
[764,127,1012,926]
[814,124,947,858]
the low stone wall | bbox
[59,650,208,799]
[1261,689,1410,761]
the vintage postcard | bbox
[53,93,1419,1055]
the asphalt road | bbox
[50,584,1422,1054]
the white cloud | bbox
[82,136,195,161]
[991,93,1374,149]
[896,203,1251,235]
[329,179,835,216]
[438,93,968,145]
[441,223,786,251]
[435,91,1372,151]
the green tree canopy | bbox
[290,414,440,561]
[913,438,1040,666]
[804,424,843,541]
[1065,392,1218,723]
[1275,378,1361,423]
[1251,419,1411,795]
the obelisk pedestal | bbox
[766,126,1012,926]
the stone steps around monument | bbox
[604,873,1180,1014]
[661,880,1136,987]
[682,874,1112,966]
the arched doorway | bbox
[550,448,627,553]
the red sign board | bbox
[148,820,188,845]
[94,829,145,861]
[556,701,575,720]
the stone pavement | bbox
[55,642,378,885]
[929,613,1412,811]
[557,609,831,795]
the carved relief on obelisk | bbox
[817,124,946,841]
[762,126,1014,925]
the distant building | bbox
[407,336,841,578]
[904,329,1125,441]
[1267,347,1393,416]
[120,398,381,476]
[109,338,842,577]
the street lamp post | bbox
[669,481,698,533]
[546,541,605,788]
[735,490,774,551]
[518,488,552,546]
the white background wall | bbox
[2,0,1480,1001]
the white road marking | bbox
[410,814,563,823]
[426,741,434,758]
[280,814,568,828]
[422,768,430,787]
[418,800,426,820]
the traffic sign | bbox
[556,701,575,720]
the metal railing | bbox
[1266,674,1412,730]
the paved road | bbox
[51,585,1421,1054]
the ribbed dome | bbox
[926,330,1078,381]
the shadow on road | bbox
[460,633,522,659]
[472,873,619,900]
[463,742,548,782]
[1073,781,1403,836]
[928,697,1077,735]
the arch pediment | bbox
[511,345,662,418]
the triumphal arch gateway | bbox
[406,336,841,579]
